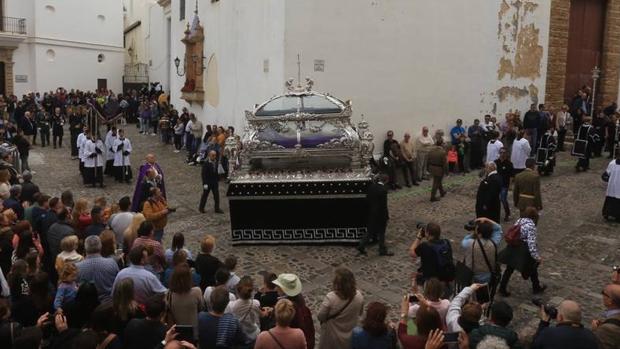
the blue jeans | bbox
[500,187,510,218]
[154,229,164,242]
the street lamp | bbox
[591,65,601,117]
[174,56,185,76]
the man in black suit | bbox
[357,174,393,256]
[199,150,223,214]
[476,162,503,223]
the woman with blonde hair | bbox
[317,267,364,349]
[71,197,91,237]
[123,213,145,252]
[255,298,307,349]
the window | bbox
[46,49,55,62]
[180,0,185,21]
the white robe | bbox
[77,133,87,161]
[511,138,531,169]
[113,138,132,167]
[83,139,105,168]
[486,139,504,163]
[606,160,620,199]
[104,131,116,161]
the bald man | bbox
[593,284,620,349]
[199,150,223,214]
[475,162,502,222]
[400,132,419,187]
[531,300,599,349]
[132,153,166,212]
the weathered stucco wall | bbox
[285,0,551,144]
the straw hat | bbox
[272,273,302,297]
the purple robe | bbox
[131,162,166,212]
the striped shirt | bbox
[76,254,120,302]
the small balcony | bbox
[0,17,26,47]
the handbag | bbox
[454,242,475,292]
[164,292,176,326]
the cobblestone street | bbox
[32,125,619,344]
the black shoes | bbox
[199,208,205,213]
[356,248,367,256]
[533,284,547,295]
[215,209,224,214]
[379,251,394,256]
[430,197,440,202]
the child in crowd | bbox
[55,235,83,274]
[224,255,241,296]
[447,145,458,174]
[54,262,78,310]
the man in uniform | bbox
[357,174,393,257]
[513,158,542,216]
[427,136,448,202]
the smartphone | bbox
[443,332,459,343]
[175,325,194,343]
[475,284,491,304]
[408,294,419,303]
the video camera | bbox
[532,297,558,320]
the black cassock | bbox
[476,172,502,223]
[573,123,599,170]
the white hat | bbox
[272,273,302,297]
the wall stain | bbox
[528,83,539,104]
[514,24,543,79]
[496,86,529,102]
[498,58,514,80]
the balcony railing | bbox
[0,17,26,35]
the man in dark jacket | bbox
[199,150,223,214]
[593,284,620,349]
[469,301,521,348]
[523,104,541,155]
[476,162,503,223]
[20,171,39,204]
[532,300,599,349]
[4,185,24,220]
[357,174,392,257]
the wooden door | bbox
[564,0,607,104]
[97,78,107,92]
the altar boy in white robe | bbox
[76,126,89,183]
[603,147,620,221]
[104,126,117,176]
[84,132,105,187]
[113,129,133,183]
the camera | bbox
[464,220,477,231]
[613,265,620,272]
[415,222,427,236]
[532,298,558,320]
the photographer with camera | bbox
[531,300,599,349]
[592,284,620,349]
[461,218,502,285]
[409,223,455,290]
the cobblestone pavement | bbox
[31,126,618,345]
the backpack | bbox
[504,223,522,246]
[430,239,456,281]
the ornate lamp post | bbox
[591,66,601,117]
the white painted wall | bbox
[6,0,124,95]
[284,0,551,144]
[146,3,171,90]
[168,0,286,131]
[159,0,551,149]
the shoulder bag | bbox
[164,291,176,326]
[268,330,285,349]
[320,296,354,324]
[477,239,500,289]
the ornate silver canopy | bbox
[225,78,374,181]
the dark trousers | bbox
[53,133,63,148]
[402,160,416,185]
[499,264,541,292]
[431,175,445,199]
[174,134,183,150]
[40,130,50,147]
[70,131,79,156]
[85,166,103,186]
[114,165,132,182]
[199,184,220,211]
[457,152,465,173]
[187,134,196,161]
[358,221,387,253]
[104,159,114,176]
[557,127,566,151]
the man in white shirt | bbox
[108,196,134,248]
[486,131,504,163]
[555,104,570,151]
[511,130,531,174]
